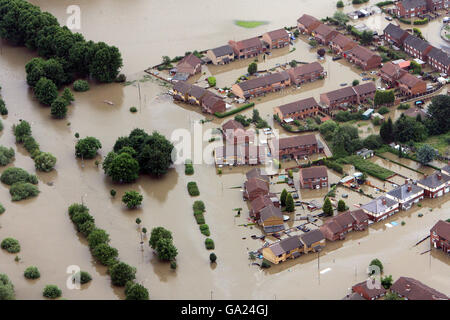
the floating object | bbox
[320,268,332,274]
[103,100,114,105]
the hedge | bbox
[199,224,210,236]
[187,182,200,196]
[413,18,428,25]
[214,103,255,118]
[339,155,394,180]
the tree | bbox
[252,109,261,123]
[337,0,344,8]
[248,62,257,75]
[103,152,140,183]
[1,238,21,253]
[0,167,38,185]
[410,60,422,74]
[149,227,172,249]
[122,190,143,209]
[24,266,40,279]
[285,193,295,212]
[155,238,178,261]
[87,228,110,249]
[308,39,318,47]
[73,80,90,92]
[289,60,297,67]
[363,134,383,149]
[0,274,15,300]
[92,243,119,265]
[280,189,288,207]
[50,96,68,119]
[393,114,427,143]
[10,182,39,201]
[416,144,436,165]
[0,146,14,166]
[61,87,74,104]
[337,200,346,212]
[13,120,32,143]
[381,275,393,289]
[89,43,123,83]
[319,120,338,141]
[331,125,361,158]
[380,117,394,143]
[136,131,174,176]
[374,90,395,106]
[109,262,136,286]
[323,197,333,216]
[34,152,57,172]
[34,77,58,106]
[426,95,450,135]
[317,48,326,57]
[369,258,383,274]
[43,285,62,299]
[210,253,217,263]
[73,271,92,284]
[352,79,360,86]
[360,30,374,45]
[75,136,102,159]
[333,11,349,25]
[125,281,149,300]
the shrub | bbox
[200,224,210,236]
[103,152,140,183]
[1,238,21,253]
[73,80,90,92]
[125,281,149,300]
[214,103,255,118]
[194,211,205,224]
[170,261,177,269]
[75,136,102,159]
[115,74,127,83]
[209,253,217,263]
[78,221,95,237]
[13,120,32,143]
[0,99,8,115]
[129,107,137,113]
[43,285,61,299]
[34,77,58,106]
[205,238,215,250]
[193,201,205,212]
[68,203,89,219]
[339,156,394,180]
[87,228,110,249]
[24,266,40,279]
[0,167,38,185]
[23,136,40,155]
[122,190,143,209]
[155,238,178,261]
[73,271,92,284]
[71,211,94,229]
[0,274,15,300]
[110,189,117,197]
[0,203,4,214]
[34,152,57,172]
[109,262,136,287]
[149,227,173,249]
[207,77,216,87]
[187,182,200,196]
[185,160,194,175]
[261,260,271,268]
[397,103,410,110]
[10,182,39,201]
[61,88,74,105]
[378,106,389,115]
[369,258,384,274]
[50,97,68,119]
[0,146,15,166]
[92,243,119,265]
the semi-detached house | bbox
[385,183,424,210]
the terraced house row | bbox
[173,81,226,114]
[393,0,449,18]
[383,23,450,74]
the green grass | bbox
[414,132,450,156]
[234,20,268,28]
[339,155,394,180]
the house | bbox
[319,82,376,114]
[262,28,290,49]
[426,0,449,11]
[297,14,321,34]
[394,0,427,18]
[187,85,208,105]
[246,168,270,183]
[274,97,320,121]
[259,205,285,233]
[356,148,374,159]
[386,183,424,210]
[250,195,279,219]
[417,172,450,198]
[222,119,254,144]
[361,196,400,221]
[243,177,269,201]
[329,33,357,54]
[262,236,304,264]
[320,210,369,241]
[350,209,370,231]
[268,134,322,160]
[231,71,291,99]
[172,81,192,102]
[352,280,387,300]
[176,53,202,76]
[403,34,432,61]
[312,23,338,45]
[430,220,450,254]
[214,145,266,166]
[299,166,328,189]
[383,23,409,46]
[300,229,326,253]
[404,107,428,119]
[391,277,449,300]
[207,44,235,65]
[441,164,450,176]
[427,47,450,75]
[287,62,325,85]
[229,37,263,60]
[201,93,226,114]
[353,82,377,104]
[344,45,382,70]
[397,73,427,96]
[379,62,406,85]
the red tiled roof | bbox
[277,97,319,116]
[300,166,327,180]
[297,14,320,28]
[352,280,387,300]
[288,62,324,79]
[348,45,380,62]
[397,73,425,89]
[391,277,449,300]
[277,134,318,150]
[222,119,244,131]
[265,28,289,41]
[231,37,262,51]
[431,220,450,241]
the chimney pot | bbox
[382,198,387,205]
[407,185,412,192]
[437,174,442,180]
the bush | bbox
[34,152,57,172]
[103,152,140,183]
[194,211,205,224]
[24,266,40,279]
[193,201,205,212]
[110,189,117,197]
[0,274,15,300]
[34,77,58,106]
[50,97,68,119]
[340,156,394,180]
[209,253,217,263]
[413,18,428,25]
[397,103,410,110]
[92,243,119,265]
[43,285,62,299]
[185,161,194,175]
[187,182,200,196]
[10,182,39,201]
[378,106,389,115]
[75,137,102,159]
[122,190,143,209]
[149,227,173,249]
[68,203,89,219]
[78,221,95,237]
[200,224,210,236]
[0,167,38,185]
[87,228,110,249]
[71,211,95,231]
[261,260,271,268]
[13,120,32,143]
[1,238,21,253]
[170,261,177,269]
[0,99,8,115]
[207,77,216,87]
[109,262,136,287]
[125,281,149,300]
[155,238,178,261]
[73,80,90,92]
[23,136,40,155]
[205,238,215,250]
[0,203,4,214]
[73,271,92,284]
[129,107,137,113]
[0,146,15,166]
[61,88,74,105]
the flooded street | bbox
[0,0,449,300]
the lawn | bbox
[234,20,268,28]
[415,132,450,156]
[338,155,394,180]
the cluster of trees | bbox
[0,0,123,84]
[280,189,295,212]
[1,237,21,253]
[122,190,143,209]
[75,136,102,159]
[380,112,430,145]
[0,145,14,166]
[103,129,174,183]
[0,167,40,201]
[149,227,178,262]
[0,274,15,300]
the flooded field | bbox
[0,0,448,300]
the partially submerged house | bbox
[312,23,338,45]
[221,119,255,145]
[383,23,410,46]
[397,72,427,96]
[299,166,328,189]
[244,177,270,201]
[320,209,369,241]
[262,28,290,49]
[344,45,382,70]
[287,62,325,85]
[207,44,235,65]
[176,53,203,76]
[394,0,427,18]
[417,172,450,198]
[430,220,450,254]
[361,196,399,222]
[386,183,424,210]
[299,229,326,253]
[262,236,304,264]
[231,71,291,99]
[329,33,357,54]
[229,37,263,60]
[391,277,449,300]
[268,134,322,160]
[259,205,285,234]
[379,62,407,85]
[250,195,279,219]
[297,14,321,34]
[352,280,387,300]
[201,93,226,114]
[403,34,433,61]
[427,47,450,75]
[273,97,320,121]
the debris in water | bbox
[103,100,114,105]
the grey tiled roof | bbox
[361,196,398,214]
[387,183,423,200]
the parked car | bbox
[385,16,393,21]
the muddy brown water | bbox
[0,0,449,300]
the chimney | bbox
[382,198,387,206]
[405,179,409,185]
[437,174,442,180]
[407,185,412,192]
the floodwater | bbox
[0,0,448,300]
